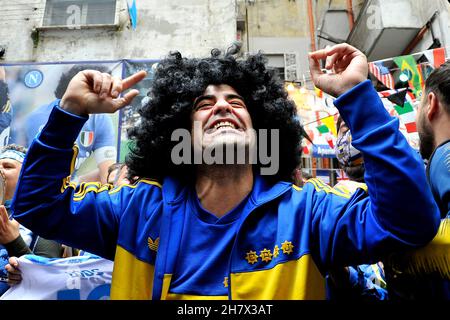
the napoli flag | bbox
[127,0,137,30]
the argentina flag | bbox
[127,0,138,30]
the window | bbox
[43,0,117,27]
[266,54,285,81]
[265,53,298,81]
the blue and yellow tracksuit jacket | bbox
[11,80,440,300]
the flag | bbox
[386,89,408,107]
[314,86,323,98]
[316,124,329,134]
[321,115,337,137]
[393,55,423,95]
[302,145,310,155]
[368,61,395,90]
[393,101,417,133]
[325,134,334,149]
[423,47,446,68]
[127,0,138,30]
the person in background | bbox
[15,65,117,184]
[0,144,63,295]
[106,162,130,187]
[384,61,450,300]
[416,61,450,219]
[327,115,388,300]
[0,67,12,147]
[291,166,312,188]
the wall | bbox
[0,0,236,62]
[237,0,360,80]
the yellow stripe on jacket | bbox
[230,254,326,300]
[111,246,154,300]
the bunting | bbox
[369,61,395,90]
[321,115,337,137]
[423,47,446,68]
[386,89,408,108]
[393,54,423,96]
[393,101,417,133]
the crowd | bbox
[0,42,448,300]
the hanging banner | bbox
[119,60,159,162]
[0,61,122,183]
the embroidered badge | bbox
[281,240,294,255]
[223,277,229,288]
[147,237,159,252]
[245,250,259,264]
[79,131,94,147]
[273,245,280,258]
[260,248,273,262]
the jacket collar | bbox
[162,174,292,206]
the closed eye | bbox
[197,102,214,110]
[229,99,246,108]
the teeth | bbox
[213,121,236,130]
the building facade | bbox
[0,0,237,61]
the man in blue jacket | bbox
[10,43,440,300]
[384,60,450,300]
[416,61,450,219]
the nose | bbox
[212,98,233,115]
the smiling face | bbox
[191,84,254,155]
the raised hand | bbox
[60,70,147,116]
[0,205,19,245]
[308,43,368,97]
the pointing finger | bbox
[122,71,147,91]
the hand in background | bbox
[0,205,19,245]
[5,256,21,286]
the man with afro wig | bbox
[10,43,439,300]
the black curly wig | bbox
[126,43,305,184]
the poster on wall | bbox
[0,61,122,183]
[119,60,158,163]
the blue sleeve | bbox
[92,114,115,149]
[428,141,450,218]
[11,100,122,260]
[310,80,440,269]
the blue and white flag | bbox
[0,255,113,300]
[127,0,138,30]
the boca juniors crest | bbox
[80,131,94,147]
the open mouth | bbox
[213,121,237,130]
[206,119,243,133]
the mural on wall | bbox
[0,61,122,181]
